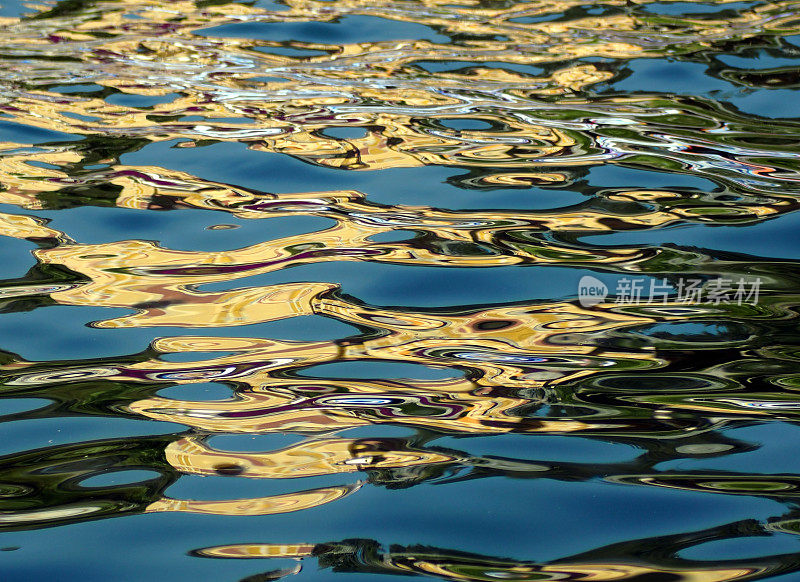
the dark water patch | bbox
[439,118,493,131]
[507,13,563,24]
[79,470,161,488]
[584,209,800,259]
[657,423,800,474]
[718,52,800,69]
[158,352,236,362]
[207,433,306,452]
[104,93,182,109]
[320,126,369,139]
[641,1,757,16]
[436,434,640,464]
[0,0,34,17]
[23,205,335,251]
[49,83,105,94]
[0,398,51,416]
[367,229,416,243]
[610,59,737,96]
[0,417,183,455]
[60,111,101,122]
[335,476,786,561]
[179,116,255,124]
[296,360,459,380]
[25,160,59,170]
[156,382,234,401]
[196,15,449,44]
[249,0,289,11]
[0,120,83,144]
[0,521,281,581]
[411,60,545,76]
[253,46,329,57]
[200,263,628,308]
[678,534,800,560]
[0,305,152,360]
[635,321,750,342]
[586,164,718,190]
[729,88,800,118]
[247,75,290,83]
[0,238,37,279]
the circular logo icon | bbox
[578,275,608,307]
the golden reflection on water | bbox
[145,482,361,516]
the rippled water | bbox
[1,0,800,579]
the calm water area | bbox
[0,0,800,580]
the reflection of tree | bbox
[0,262,87,316]
[0,408,763,531]
[0,435,177,531]
[195,514,800,581]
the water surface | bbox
[1,0,800,580]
